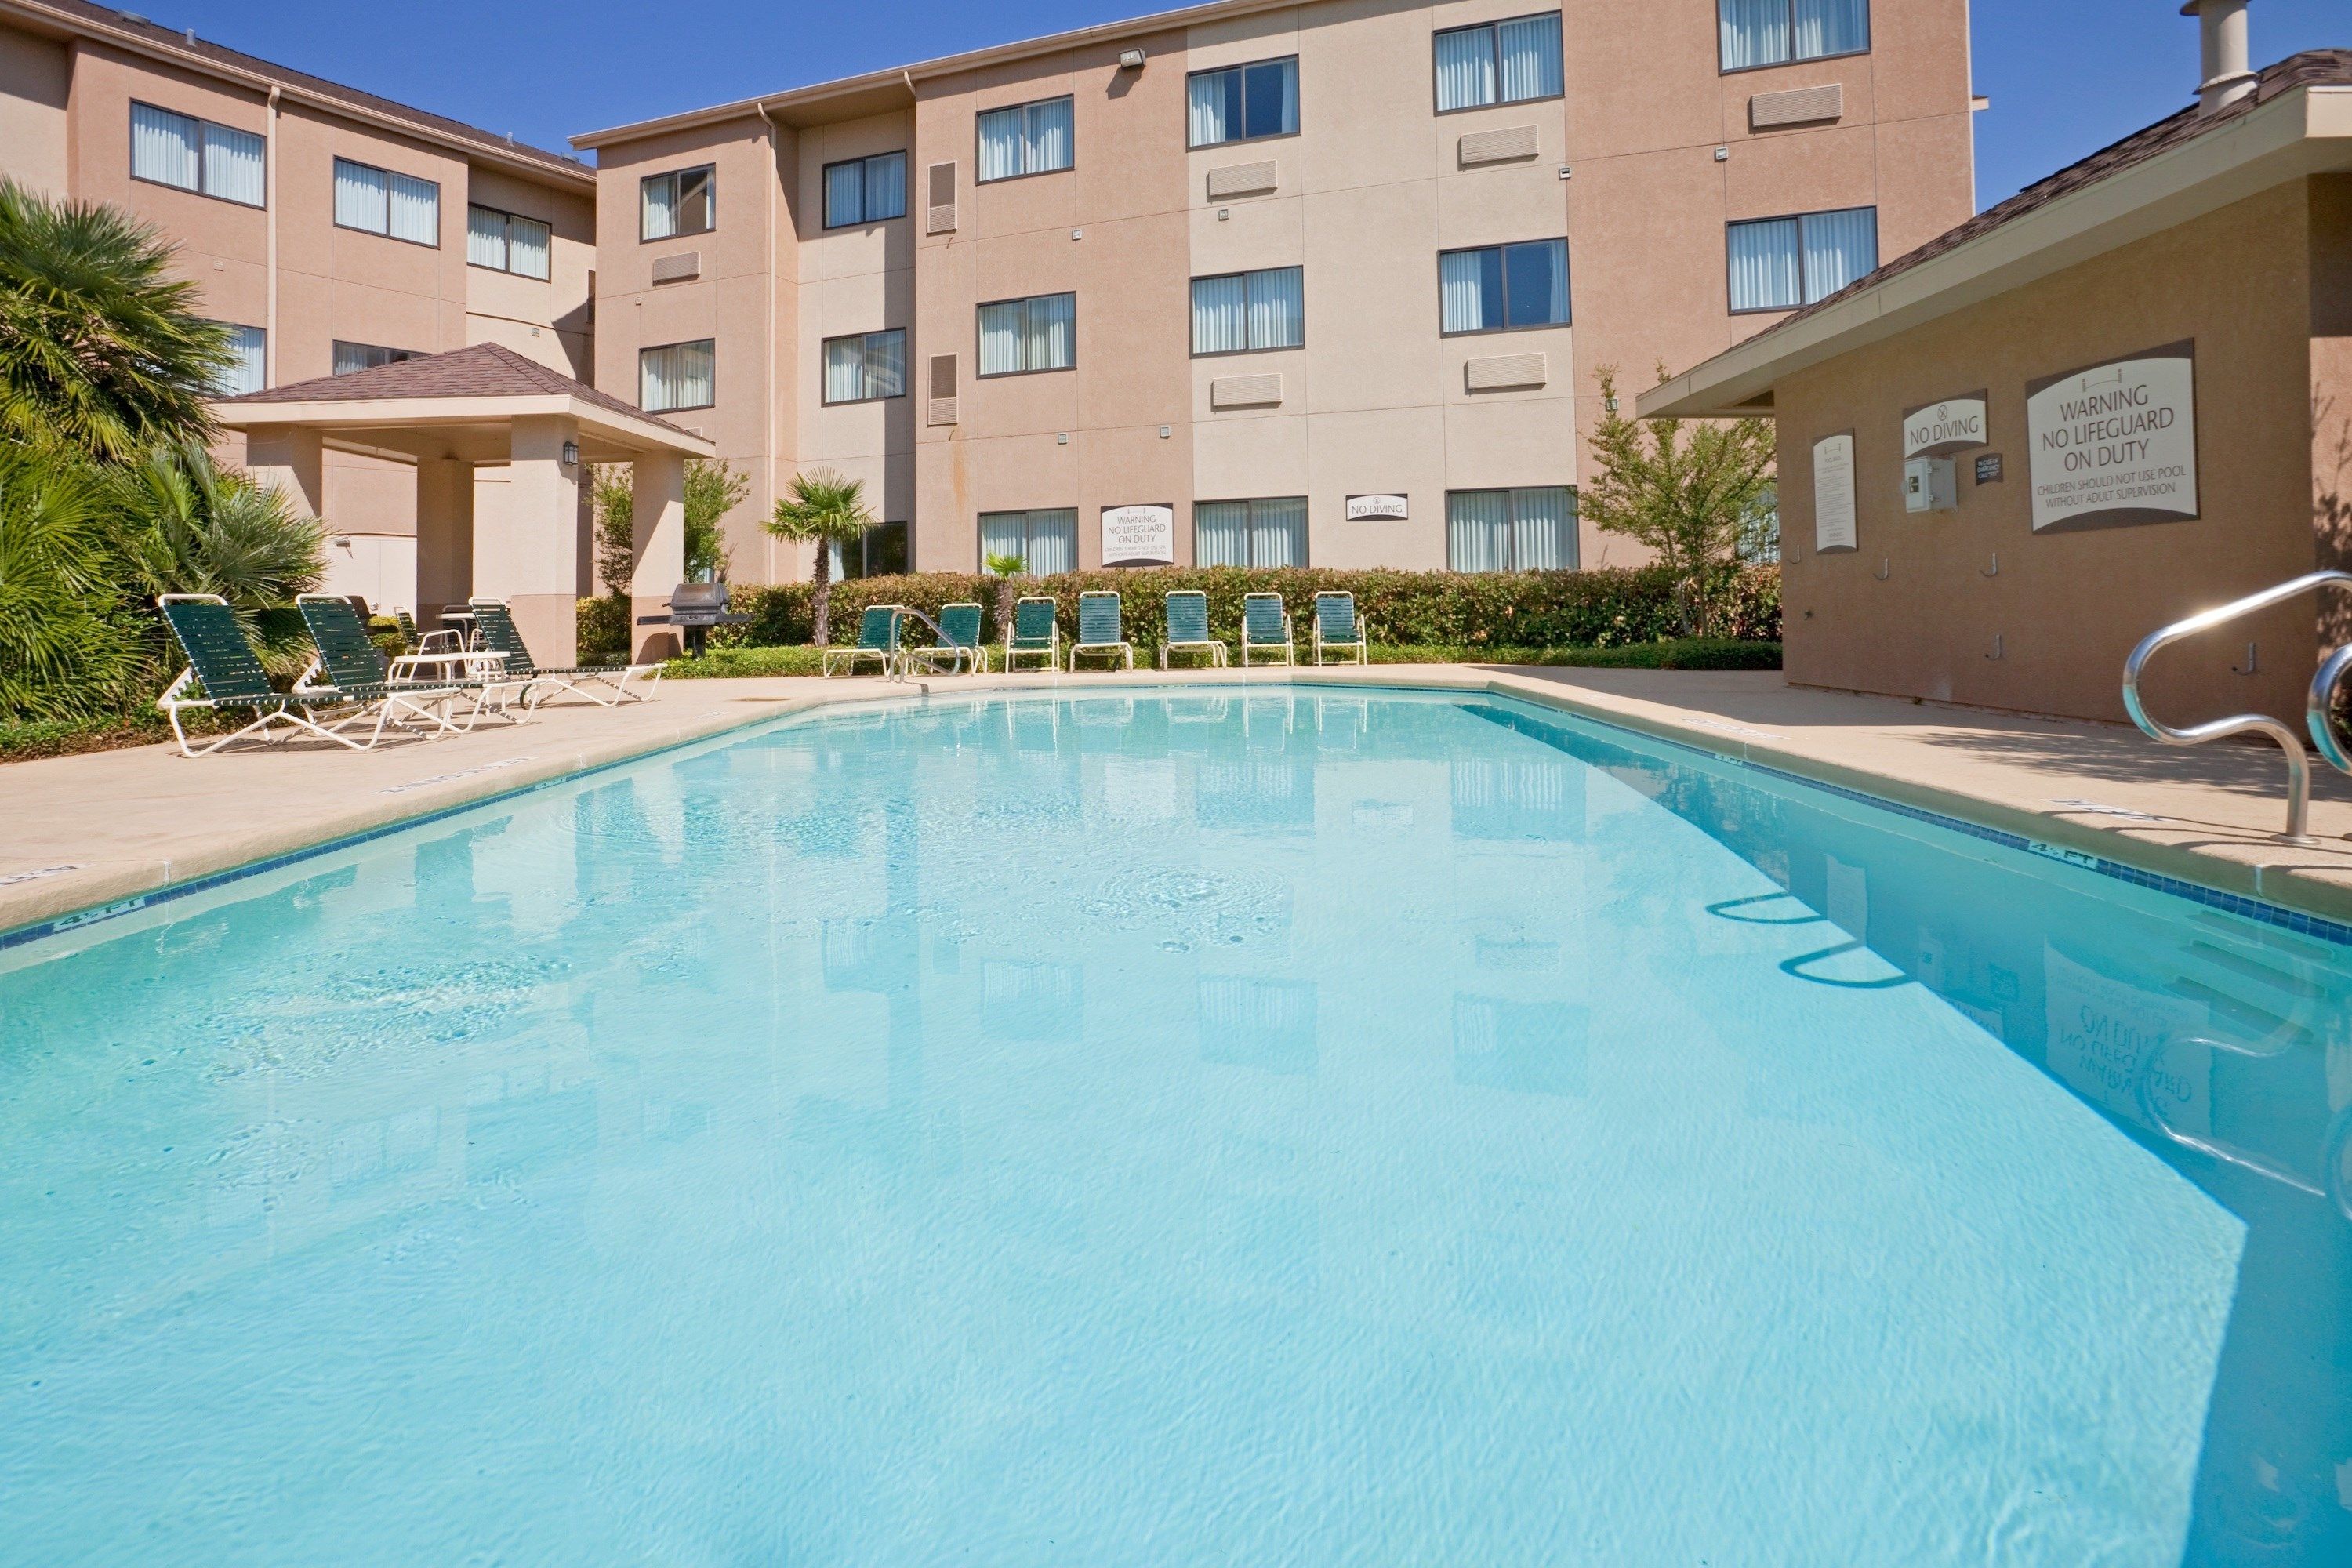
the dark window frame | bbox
[1716,0,1873,76]
[331,340,422,376]
[127,100,267,209]
[974,292,1078,379]
[1188,266,1307,358]
[973,96,1077,186]
[1185,55,1302,151]
[1443,485,1581,572]
[638,337,716,413]
[1436,238,1572,338]
[331,156,442,249]
[639,164,716,243]
[466,202,552,278]
[820,328,909,405]
[1429,13,1566,117]
[821,151,909,229]
[836,520,910,579]
[1722,205,1877,314]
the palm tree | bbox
[985,551,1025,643]
[0,445,136,722]
[765,469,876,646]
[0,180,233,462]
[109,438,327,615]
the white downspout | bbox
[265,85,279,385]
[757,100,780,584]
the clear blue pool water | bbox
[2,688,2347,1566]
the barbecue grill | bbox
[638,580,750,657]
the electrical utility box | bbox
[1904,455,1958,514]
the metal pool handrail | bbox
[2121,570,2352,844]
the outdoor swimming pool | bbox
[2,688,2347,1565]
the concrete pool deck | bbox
[5,664,2351,943]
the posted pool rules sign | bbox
[2024,342,2198,532]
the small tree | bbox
[590,457,749,593]
[1582,365,1777,636]
[765,469,876,645]
[984,551,1025,641]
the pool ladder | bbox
[2122,570,2352,844]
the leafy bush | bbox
[682,564,1780,652]
[0,447,139,721]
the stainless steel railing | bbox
[2122,569,2352,844]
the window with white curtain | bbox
[822,328,907,404]
[333,158,438,245]
[822,152,908,228]
[211,324,266,395]
[978,509,1078,575]
[828,521,909,580]
[1719,0,1869,71]
[1194,497,1308,568]
[1726,205,1875,310]
[130,103,265,206]
[976,98,1075,182]
[640,339,715,412]
[1432,14,1563,112]
[332,341,420,376]
[466,204,550,278]
[1446,487,1577,572]
[640,165,714,240]
[1190,267,1304,355]
[1438,238,1570,334]
[976,292,1076,376]
[1186,56,1299,148]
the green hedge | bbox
[654,637,1781,680]
[583,565,1777,659]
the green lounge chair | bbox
[468,597,663,706]
[1312,590,1370,665]
[1069,590,1135,671]
[1240,591,1294,666]
[909,601,987,674]
[1160,590,1228,669]
[825,604,904,677]
[155,594,409,757]
[1004,596,1062,673]
[393,607,459,656]
[296,594,524,732]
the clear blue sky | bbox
[160,0,2345,207]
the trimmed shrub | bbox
[626,565,1778,653]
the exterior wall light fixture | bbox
[561,439,579,468]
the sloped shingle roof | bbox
[221,342,688,434]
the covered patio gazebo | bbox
[214,343,715,666]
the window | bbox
[641,165,713,241]
[1195,497,1307,568]
[829,521,909,580]
[332,341,419,376]
[212,325,266,395]
[977,292,1076,376]
[822,328,907,404]
[640,339,714,412]
[1446,487,1577,572]
[823,152,908,227]
[1432,14,1563,112]
[1439,239,1569,334]
[466,205,550,278]
[976,97,1074,182]
[333,158,439,245]
[979,509,1078,575]
[1190,267,1303,356]
[1726,206,1876,311]
[130,103,265,206]
[1187,57,1298,148]
[1719,0,1869,71]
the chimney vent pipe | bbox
[2180,0,2256,114]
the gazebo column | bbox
[414,457,474,626]
[245,427,325,519]
[481,414,582,666]
[630,453,686,663]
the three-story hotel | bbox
[2,0,1976,601]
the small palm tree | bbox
[766,469,876,645]
[0,446,136,722]
[110,439,327,615]
[984,551,1025,643]
[0,180,232,462]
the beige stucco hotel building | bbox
[2,0,1976,599]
